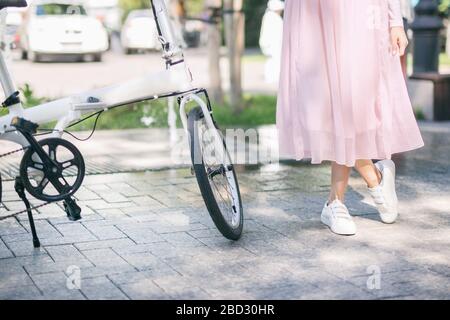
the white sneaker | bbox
[321,200,357,236]
[368,160,399,224]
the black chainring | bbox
[19,138,85,202]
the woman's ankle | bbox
[367,169,382,188]
[328,195,345,205]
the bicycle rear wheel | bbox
[188,107,243,240]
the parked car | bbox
[121,9,159,54]
[19,0,109,62]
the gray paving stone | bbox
[20,220,61,237]
[83,199,135,210]
[300,280,377,300]
[147,221,207,234]
[1,253,54,269]
[187,228,223,239]
[0,131,449,300]
[54,223,96,239]
[4,240,47,257]
[112,242,180,258]
[82,248,131,268]
[74,187,102,201]
[344,269,450,300]
[107,268,180,285]
[96,192,130,204]
[128,196,166,209]
[0,238,13,259]
[74,265,140,280]
[45,245,86,263]
[40,235,97,246]
[47,211,102,226]
[0,219,27,236]
[80,276,129,300]
[91,208,134,222]
[118,206,159,219]
[160,232,206,248]
[119,251,168,271]
[30,271,86,300]
[24,258,94,275]
[106,183,147,197]
[164,286,211,300]
[0,268,34,290]
[119,279,171,300]
[114,224,164,244]
[0,285,42,300]
[82,224,127,241]
[74,238,136,251]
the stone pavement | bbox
[0,125,449,300]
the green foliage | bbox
[184,0,203,14]
[213,94,277,127]
[69,100,170,131]
[118,0,150,20]
[414,108,426,121]
[4,82,277,131]
[20,83,46,108]
[439,0,450,16]
[441,53,450,67]
[69,94,277,131]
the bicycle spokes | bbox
[20,138,85,202]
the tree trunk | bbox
[447,23,450,58]
[205,0,224,104]
[223,0,245,113]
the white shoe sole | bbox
[321,214,356,236]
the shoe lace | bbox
[330,202,351,220]
[371,187,385,205]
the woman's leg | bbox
[329,162,352,202]
[357,159,399,223]
[354,160,382,188]
[323,162,357,236]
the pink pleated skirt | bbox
[276,0,424,167]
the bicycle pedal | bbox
[63,198,82,222]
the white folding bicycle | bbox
[0,0,243,247]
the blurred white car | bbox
[20,0,109,62]
[121,10,159,54]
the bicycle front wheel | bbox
[188,107,243,240]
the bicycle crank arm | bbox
[10,117,86,203]
[11,117,48,161]
[11,117,68,192]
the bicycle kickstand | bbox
[14,177,41,248]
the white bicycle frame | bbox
[0,0,219,155]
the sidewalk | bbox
[0,123,449,299]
